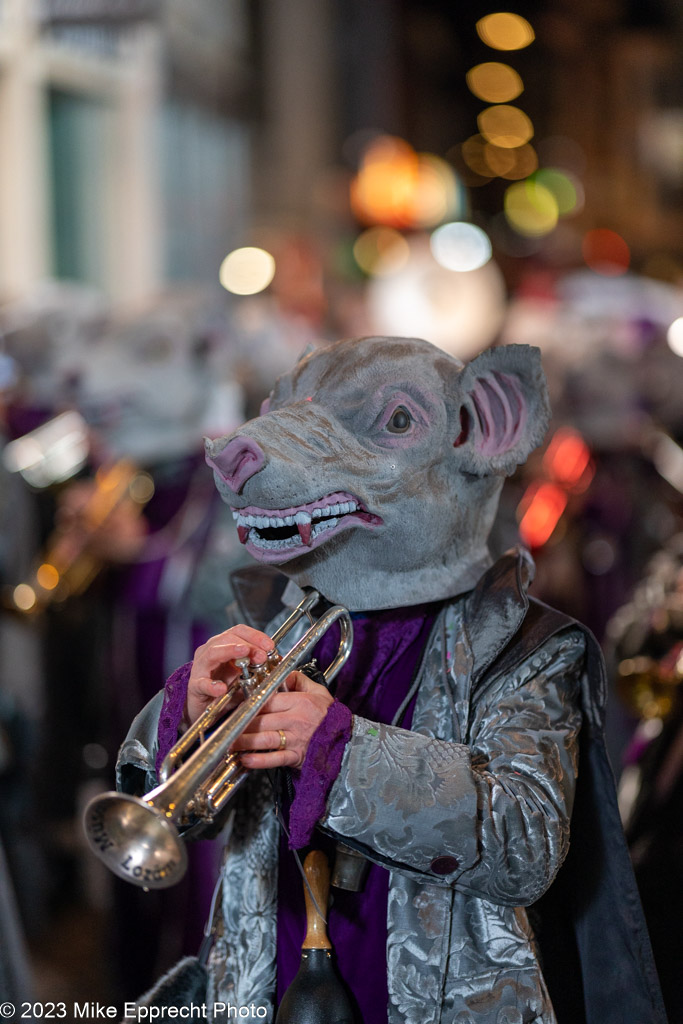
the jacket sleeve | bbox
[321,628,584,906]
[115,690,163,797]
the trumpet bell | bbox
[84,792,187,889]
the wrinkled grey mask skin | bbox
[205,336,550,611]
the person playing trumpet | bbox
[115,337,665,1024]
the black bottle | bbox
[275,850,355,1024]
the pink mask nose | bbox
[206,436,265,492]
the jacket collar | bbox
[230,565,291,632]
[464,547,534,686]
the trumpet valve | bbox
[234,656,254,697]
[234,656,271,696]
[253,662,269,684]
[234,656,252,679]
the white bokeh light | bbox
[368,236,506,359]
[430,222,492,272]
[666,316,683,357]
[219,247,276,295]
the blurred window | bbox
[48,88,113,289]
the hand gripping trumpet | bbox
[83,590,353,889]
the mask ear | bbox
[453,344,550,476]
[296,343,316,362]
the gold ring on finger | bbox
[278,729,287,750]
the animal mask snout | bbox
[206,435,265,493]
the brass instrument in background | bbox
[83,590,353,889]
[3,459,154,616]
[616,648,683,722]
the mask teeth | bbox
[297,522,311,545]
[295,511,312,546]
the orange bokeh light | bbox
[350,135,459,229]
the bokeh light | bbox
[36,563,60,590]
[496,143,538,180]
[461,135,494,179]
[582,229,630,276]
[350,135,462,229]
[350,136,418,227]
[466,62,523,103]
[476,12,535,51]
[353,227,410,277]
[482,144,516,177]
[430,222,492,272]
[666,317,683,357]
[367,237,506,358]
[504,180,558,236]
[478,105,533,148]
[531,168,582,216]
[518,482,567,548]
[543,428,594,493]
[12,583,37,612]
[411,154,461,227]
[219,247,276,295]
[461,136,538,181]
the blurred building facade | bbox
[0,0,251,305]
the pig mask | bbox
[205,337,550,611]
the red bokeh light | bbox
[518,482,568,548]
[542,427,594,492]
[582,228,630,276]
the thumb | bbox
[285,670,319,693]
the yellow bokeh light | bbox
[504,180,558,236]
[466,62,523,103]
[13,584,37,612]
[478,105,533,149]
[36,563,60,591]
[476,12,535,51]
[353,227,410,277]
[219,247,276,296]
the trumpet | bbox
[83,590,353,890]
[3,459,154,616]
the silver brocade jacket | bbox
[117,551,586,1024]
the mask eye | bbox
[386,406,412,433]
